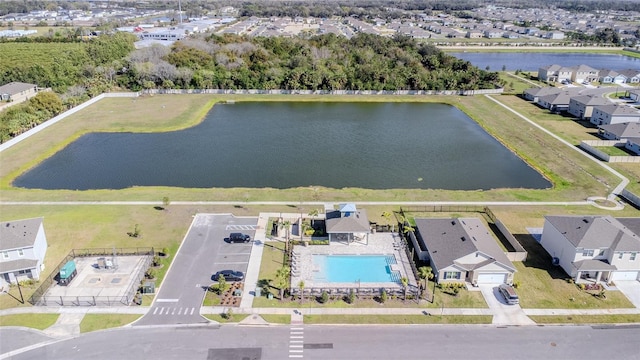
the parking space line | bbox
[178,308,183,315]
[190,308,195,315]
[153,307,159,315]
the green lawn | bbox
[530,314,640,324]
[79,314,141,333]
[0,313,59,330]
[203,313,249,323]
[304,314,492,324]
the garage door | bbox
[611,271,639,281]
[477,273,507,284]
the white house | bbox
[540,215,640,282]
[618,69,640,84]
[599,70,627,84]
[570,64,599,83]
[625,137,640,155]
[590,104,640,126]
[599,122,640,140]
[0,82,38,104]
[538,64,573,83]
[412,218,516,285]
[0,218,48,290]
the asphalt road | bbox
[133,214,256,326]
[5,324,640,360]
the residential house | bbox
[540,215,640,282]
[412,218,516,285]
[571,64,599,83]
[538,64,573,83]
[465,30,483,38]
[538,92,573,113]
[567,95,611,119]
[484,29,503,38]
[324,203,370,244]
[522,86,561,102]
[599,70,627,84]
[0,82,38,104]
[599,122,640,140]
[590,104,640,126]
[545,31,565,39]
[628,90,640,102]
[618,69,640,84]
[0,218,48,290]
[625,137,640,155]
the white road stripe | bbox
[290,331,304,335]
[288,356,303,358]
[190,308,195,315]
[178,308,183,315]
[290,327,304,330]
[171,308,176,315]
[156,299,179,303]
[290,336,304,339]
[153,307,159,315]
[289,350,304,353]
[289,345,303,348]
[158,307,165,315]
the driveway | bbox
[615,281,640,308]
[479,285,535,326]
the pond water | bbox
[450,52,640,71]
[13,102,551,190]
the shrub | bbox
[347,289,356,304]
[145,268,156,279]
[380,289,387,303]
[320,290,329,304]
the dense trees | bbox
[120,33,500,91]
[0,91,64,143]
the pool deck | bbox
[290,232,418,293]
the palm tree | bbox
[382,211,393,232]
[418,266,433,299]
[298,280,305,304]
[275,266,290,300]
[401,277,409,301]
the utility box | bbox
[142,281,155,294]
[58,260,77,286]
[255,287,262,297]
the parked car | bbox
[227,232,251,243]
[498,283,519,305]
[213,270,245,282]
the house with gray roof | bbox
[599,70,627,84]
[590,104,640,126]
[541,215,640,282]
[538,64,573,83]
[522,86,561,102]
[567,95,611,119]
[0,218,48,290]
[625,137,640,155]
[325,203,370,244]
[599,122,640,141]
[538,91,573,113]
[0,82,38,105]
[412,218,516,285]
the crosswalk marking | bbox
[151,306,197,316]
[225,225,257,231]
[289,325,304,358]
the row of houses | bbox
[523,86,640,155]
[539,64,640,84]
[405,214,640,285]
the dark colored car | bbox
[213,270,245,282]
[227,233,251,243]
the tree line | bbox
[1,31,501,142]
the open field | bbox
[0,93,624,203]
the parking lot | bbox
[134,213,257,326]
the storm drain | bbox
[304,343,333,349]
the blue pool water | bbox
[312,255,400,283]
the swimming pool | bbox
[312,255,400,283]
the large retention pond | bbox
[14,102,551,190]
[450,52,640,72]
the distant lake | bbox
[14,102,551,191]
[450,52,640,71]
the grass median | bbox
[79,314,141,333]
[530,314,640,324]
[0,313,59,330]
[303,314,492,324]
